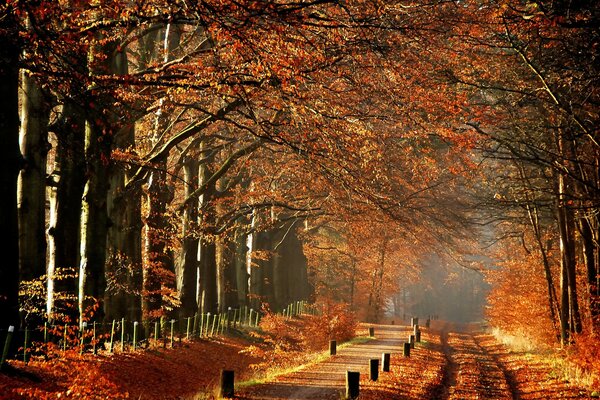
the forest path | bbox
[236,323,410,400]
[429,322,517,400]
[236,321,595,400]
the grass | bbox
[490,327,599,394]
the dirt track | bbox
[236,321,595,400]
[236,324,410,399]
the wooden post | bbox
[330,340,337,355]
[403,342,410,357]
[425,318,430,328]
[416,329,421,343]
[411,317,418,327]
[369,359,379,381]
[63,324,67,351]
[220,370,235,398]
[381,353,390,372]
[23,326,28,363]
[92,322,97,355]
[409,334,415,349]
[80,322,87,355]
[368,327,374,337]
[413,324,419,336]
[109,320,115,352]
[120,318,125,352]
[205,313,211,336]
[346,371,360,399]
[1,326,15,369]
[133,321,138,351]
[170,319,175,348]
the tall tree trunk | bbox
[0,6,22,329]
[198,157,218,314]
[142,24,180,320]
[47,100,86,318]
[105,48,143,322]
[18,71,50,285]
[177,156,199,319]
[234,225,250,307]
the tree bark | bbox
[47,100,86,318]
[18,70,50,286]
[177,156,199,318]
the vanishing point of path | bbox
[236,321,596,400]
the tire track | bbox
[430,323,519,400]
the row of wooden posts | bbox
[0,300,312,369]
[218,315,436,399]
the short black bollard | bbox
[381,353,390,372]
[330,340,337,356]
[403,342,411,357]
[409,334,415,349]
[413,324,419,336]
[220,370,234,398]
[346,371,360,399]
[369,358,379,381]
[416,329,421,343]
[368,327,375,337]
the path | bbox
[237,323,410,399]
[430,322,517,400]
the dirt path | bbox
[236,324,410,400]
[236,321,596,400]
[429,322,517,400]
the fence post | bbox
[409,334,415,349]
[205,313,210,336]
[133,321,138,350]
[382,353,390,372]
[346,371,360,399]
[170,319,175,348]
[369,359,379,381]
[1,326,15,369]
[110,320,115,352]
[330,340,337,356]
[368,327,375,337]
[416,329,421,343]
[120,318,125,352]
[92,322,97,355]
[80,322,87,355]
[411,317,419,327]
[63,324,67,351]
[403,342,410,357]
[220,370,235,398]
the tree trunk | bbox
[0,8,22,329]
[142,24,180,321]
[198,158,218,314]
[47,100,86,318]
[234,226,250,307]
[18,71,50,286]
[104,48,143,323]
[177,156,199,319]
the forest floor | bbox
[0,320,598,399]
